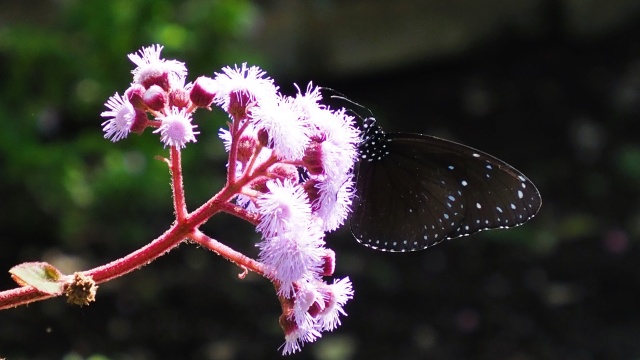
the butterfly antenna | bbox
[319,87,376,129]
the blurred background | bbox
[1,0,640,359]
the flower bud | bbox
[308,301,323,318]
[279,313,297,336]
[302,142,323,175]
[249,177,269,193]
[227,90,250,119]
[237,134,257,163]
[190,76,217,108]
[320,249,335,277]
[130,109,149,134]
[139,69,170,91]
[143,85,168,111]
[303,179,321,211]
[170,87,190,109]
[125,84,146,111]
[269,164,298,183]
[257,128,269,147]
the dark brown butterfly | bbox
[351,118,541,252]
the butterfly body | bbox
[351,118,541,252]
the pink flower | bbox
[309,108,360,178]
[214,63,278,115]
[314,174,356,232]
[292,82,324,119]
[257,230,326,297]
[128,44,187,90]
[278,277,354,354]
[281,321,321,356]
[315,277,354,331]
[256,180,311,238]
[292,281,321,329]
[256,180,327,296]
[252,95,310,161]
[101,54,360,354]
[153,107,199,149]
[101,92,135,142]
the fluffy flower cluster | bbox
[215,65,359,354]
[101,44,201,148]
[101,45,360,355]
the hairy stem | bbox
[170,146,188,222]
[190,230,267,277]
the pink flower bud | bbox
[227,90,250,119]
[130,109,149,134]
[143,85,168,111]
[257,128,269,147]
[236,134,257,163]
[269,164,298,183]
[279,312,297,336]
[320,249,335,276]
[302,142,324,175]
[140,69,170,91]
[249,177,269,193]
[190,76,217,108]
[125,84,146,111]
[307,301,322,318]
[169,87,190,109]
[303,179,321,211]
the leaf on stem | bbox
[9,262,65,295]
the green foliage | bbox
[0,0,259,252]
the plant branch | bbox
[0,222,191,310]
[220,202,261,226]
[190,230,267,277]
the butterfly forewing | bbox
[351,125,541,252]
[351,146,463,251]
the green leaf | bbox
[9,262,65,295]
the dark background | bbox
[2,1,640,359]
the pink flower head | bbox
[292,281,321,328]
[256,180,312,239]
[128,44,187,90]
[214,63,278,116]
[252,95,310,161]
[314,174,356,232]
[101,92,135,142]
[280,318,321,356]
[257,229,326,297]
[315,277,354,332]
[256,180,326,296]
[292,82,324,119]
[310,108,360,176]
[278,277,353,354]
[153,107,199,149]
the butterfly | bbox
[350,117,542,252]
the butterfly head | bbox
[358,118,390,162]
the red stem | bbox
[0,287,53,310]
[226,115,241,186]
[85,223,188,283]
[0,222,189,310]
[0,124,277,310]
[170,146,188,222]
[190,230,266,277]
[220,202,260,226]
